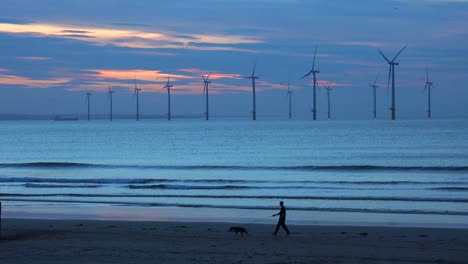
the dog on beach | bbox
[228,226,248,235]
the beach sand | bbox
[1,218,467,264]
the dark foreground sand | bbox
[1,219,468,264]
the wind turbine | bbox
[244,63,259,120]
[368,76,379,119]
[424,66,435,119]
[201,72,212,120]
[377,46,407,120]
[86,90,92,121]
[108,84,114,121]
[300,47,320,120]
[283,80,293,119]
[161,75,173,121]
[133,77,141,121]
[325,82,332,119]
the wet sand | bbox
[1,218,467,264]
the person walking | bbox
[272,201,290,236]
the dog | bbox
[228,226,248,235]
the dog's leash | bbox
[243,215,273,227]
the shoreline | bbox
[3,203,468,229]
[1,218,468,263]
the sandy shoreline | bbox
[1,218,468,263]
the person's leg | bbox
[273,222,281,235]
[282,223,290,235]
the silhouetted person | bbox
[272,201,290,235]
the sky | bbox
[0,0,467,119]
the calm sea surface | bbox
[1,119,468,227]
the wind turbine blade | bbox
[207,72,211,80]
[387,66,391,90]
[387,66,392,96]
[299,71,312,80]
[378,49,391,63]
[311,46,318,71]
[252,63,257,77]
[392,45,407,62]
[426,66,429,83]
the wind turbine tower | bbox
[201,72,212,120]
[244,63,259,120]
[300,47,320,120]
[108,85,114,121]
[162,75,173,121]
[325,82,332,119]
[286,80,293,119]
[133,77,141,121]
[424,66,435,119]
[368,77,379,119]
[86,90,92,121]
[378,46,407,120]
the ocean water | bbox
[1,119,468,227]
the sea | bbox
[1,118,468,227]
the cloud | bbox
[0,22,263,51]
[17,56,51,61]
[82,69,193,83]
[178,68,242,80]
[0,73,71,88]
[335,41,386,48]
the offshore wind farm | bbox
[71,44,430,122]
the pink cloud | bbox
[0,22,262,51]
[0,73,71,88]
[82,69,193,83]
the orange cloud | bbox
[83,69,192,82]
[0,74,71,88]
[0,22,262,51]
